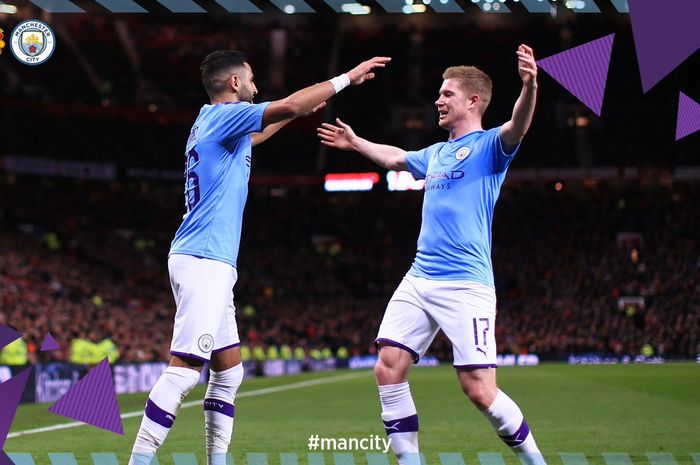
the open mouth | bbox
[438,110,448,119]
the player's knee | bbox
[374,350,411,384]
[461,382,496,410]
[374,358,392,382]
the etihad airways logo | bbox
[425,170,464,191]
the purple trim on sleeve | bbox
[204,398,235,418]
[145,398,176,428]
[170,351,209,363]
[454,363,498,369]
[499,419,530,447]
[383,414,419,435]
[212,342,241,354]
[375,338,420,363]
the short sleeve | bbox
[214,102,271,145]
[405,147,432,181]
[491,126,521,173]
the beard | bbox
[239,86,255,103]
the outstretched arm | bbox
[317,118,407,171]
[499,44,538,153]
[262,57,391,129]
[251,102,326,147]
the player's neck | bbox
[211,93,241,105]
[449,120,483,140]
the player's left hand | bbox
[516,44,537,88]
[346,56,392,86]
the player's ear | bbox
[230,74,239,91]
[469,94,480,110]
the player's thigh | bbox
[376,276,439,364]
[168,254,237,362]
[428,281,497,369]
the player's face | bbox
[236,62,258,103]
[435,79,474,130]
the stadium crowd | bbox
[1,9,698,366]
[1,176,698,364]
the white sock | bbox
[481,390,546,465]
[128,366,200,465]
[205,364,244,465]
[379,382,420,465]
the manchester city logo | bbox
[456,146,471,160]
[198,334,214,353]
[10,20,56,66]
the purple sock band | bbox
[499,419,530,447]
[383,414,419,435]
[204,398,235,418]
[145,398,176,428]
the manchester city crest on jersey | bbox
[198,334,214,353]
[10,20,56,66]
[456,146,471,161]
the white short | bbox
[376,274,498,368]
[168,254,240,362]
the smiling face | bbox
[435,78,477,131]
[436,66,493,133]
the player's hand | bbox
[346,57,391,86]
[303,101,327,117]
[317,118,357,151]
[516,44,537,88]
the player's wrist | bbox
[330,74,351,93]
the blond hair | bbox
[442,66,493,115]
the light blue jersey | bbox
[404,127,519,287]
[170,101,270,267]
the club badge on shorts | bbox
[198,334,214,353]
[10,20,56,66]
[456,146,471,160]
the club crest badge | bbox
[10,20,56,66]
[456,146,471,160]
[198,334,214,353]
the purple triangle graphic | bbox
[629,0,700,93]
[0,325,22,351]
[676,92,700,141]
[537,34,614,117]
[0,450,16,465]
[0,368,32,449]
[40,332,61,352]
[48,358,124,435]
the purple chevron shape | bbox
[40,332,61,352]
[676,92,700,141]
[629,0,700,93]
[0,325,22,350]
[0,368,32,449]
[48,358,124,435]
[537,34,614,117]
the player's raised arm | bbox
[251,102,327,147]
[499,44,538,153]
[262,57,391,128]
[317,118,408,171]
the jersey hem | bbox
[168,250,238,268]
[406,270,494,288]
